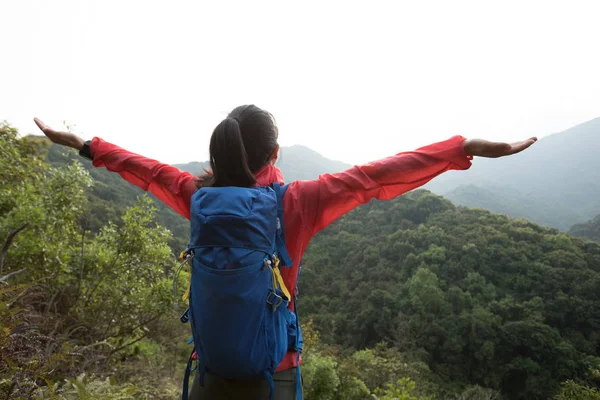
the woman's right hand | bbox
[33,118,85,150]
[462,137,537,158]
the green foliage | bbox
[336,376,371,400]
[340,343,433,394]
[301,190,600,399]
[555,380,600,400]
[457,385,501,400]
[374,377,430,400]
[34,373,179,399]
[301,325,433,400]
[303,355,341,400]
[6,123,600,399]
[74,196,173,343]
[0,124,186,399]
[44,142,190,253]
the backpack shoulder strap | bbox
[271,183,293,268]
[272,182,303,400]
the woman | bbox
[34,105,536,399]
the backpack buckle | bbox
[180,308,190,324]
[179,248,193,262]
[266,290,285,311]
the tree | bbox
[0,123,184,398]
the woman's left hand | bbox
[463,137,537,158]
[33,118,85,150]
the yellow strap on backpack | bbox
[182,264,191,302]
[271,255,291,301]
[180,253,290,303]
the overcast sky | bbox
[1,0,599,165]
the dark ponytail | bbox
[198,105,279,188]
[209,117,256,187]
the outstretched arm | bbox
[33,118,198,219]
[291,135,537,236]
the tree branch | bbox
[73,227,86,305]
[83,244,122,309]
[0,268,27,283]
[0,223,29,276]
[108,333,147,356]
[98,313,162,342]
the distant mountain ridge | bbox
[173,144,351,182]
[569,214,600,243]
[278,118,599,231]
[44,115,600,236]
[425,116,600,230]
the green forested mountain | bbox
[425,117,600,231]
[3,125,600,400]
[1,127,185,399]
[300,190,600,399]
[569,214,600,243]
[45,142,191,251]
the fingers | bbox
[508,138,537,155]
[33,117,56,136]
[33,117,48,132]
[33,117,66,145]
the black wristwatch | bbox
[79,140,93,160]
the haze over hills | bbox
[271,117,599,232]
[425,116,600,230]
[173,144,351,182]
[263,117,599,232]
[569,214,600,243]
[44,115,599,236]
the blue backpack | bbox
[179,183,303,400]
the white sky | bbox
[1,0,599,165]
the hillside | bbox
[300,189,600,399]
[45,143,191,251]
[441,184,582,230]
[425,117,600,230]
[4,125,600,399]
[569,214,600,243]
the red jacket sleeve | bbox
[89,137,198,219]
[293,135,473,236]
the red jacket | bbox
[89,135,472,371]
